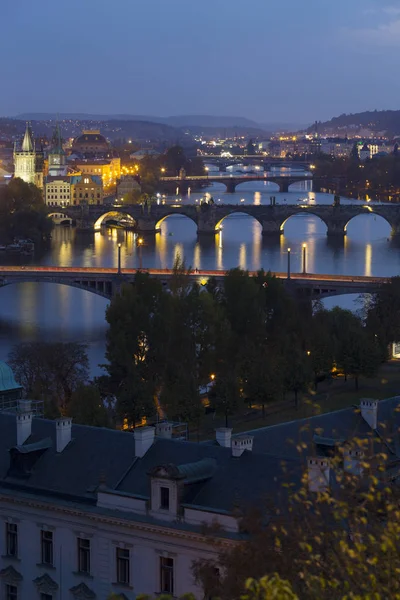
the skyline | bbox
[2,0,400,123]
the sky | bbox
[2,0,400,125]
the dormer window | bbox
[160,486,170,510]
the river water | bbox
[0,166,398,375]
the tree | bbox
[194,441,400,600]
[68,384,109,427]
[242,576,299,600]
[246,139,256,155]
[8,342,89,410]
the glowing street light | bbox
[302,243,307,275]
[117,242,122,275]
[210,374,215,381]
[161,167,166,175]
[137,237,144,270]
[287,248,291,280]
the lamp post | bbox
[287,248,291,280]
[117,243,122,275]
[302,243,307,275]
[137,237,144,270]
[205,166,209,179]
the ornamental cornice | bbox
[33,573,59,593]
[0,565,23,583]
[0,492,236,548]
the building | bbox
[0,396,398,598]
[48,124,67,177]
[72,157,121,185]
[71,131,110,155]
[116,175,141,202]
[0,362,22,410]
[70,174,103,205]
[13,123,44,188]
[45,177,71,207]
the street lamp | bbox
[287,248,291,280]
[302,243,307,275]
[161,167,165,175]
[137,237,144,270]
[205,166,209,179]
[117,242,122,275]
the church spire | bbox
[52,122,65,155]
[21,122,34,152]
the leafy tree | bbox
[8,342,89,410]
[68,384,109,427]
[242,575,299,600]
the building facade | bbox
[45,178,71,206]
[116,175,141,202]
[70,175,103,205]
[0,396,397,599]
[48,125,67,177]
[13,123,43,188]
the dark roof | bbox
[0,398,399,515]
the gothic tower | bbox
[48,123,67,177]
[13,123,37,185]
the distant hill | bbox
[308,110,400,137]
[16,113,263,130]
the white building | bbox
[13,123,43,188]
[0,396,398,599]
[45,178,71,207]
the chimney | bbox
[232,434,254,457]
[344,449,364,475]
[360,398,378,430]
[307,457,330,492]
[134,426,155,458]
[16,407,33,446]
[215,428,232,448]
[155,421,173,439]
[56,417,72,453]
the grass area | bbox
[194,360,400,440]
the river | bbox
[0,166,398,375]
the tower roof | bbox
[21,123,34,152]
[51,123,65,156]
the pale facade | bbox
[45,178,71,206]
[70,175,103,205]
[72,157,121,184]
[13,123,43,188]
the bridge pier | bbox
[326,222,346,237]
[261,220,282,236]
[136,217,160,235]
[280,181,290,194]
[225,181,237,193]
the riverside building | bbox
[0,396,399,598]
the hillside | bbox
[308,110,400,137]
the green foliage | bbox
[8,341,89,411]
[0,178,52,243]
[68,384,109,427]
[242,575,299,600]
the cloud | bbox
[343,9,400,47]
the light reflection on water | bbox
[0,176,397,374]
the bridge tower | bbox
[14,123,43,188]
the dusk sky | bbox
[2,0,400,124]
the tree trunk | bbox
[262,402,265,419]
[355,375,359,390]
[225,411,228,428]
[294,389,298,409]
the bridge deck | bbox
[0,266,388,285]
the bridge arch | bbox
[233,179,280,192]
[215,210,264,232]
[0,278,113,300]
[48,212,73,225]
[94,211,136,230]
[279,211,329,235]
[155,211,198,232]
[344,212,393,238]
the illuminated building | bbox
[70,174,103,205]
[45,177,71,206]
[72,157,121,182]
[116,175,141,202]
[13,123,44,188]
[71,130,110,154]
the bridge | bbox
[199,155,312,170]
[160,174,313,193]
[51,202,400,238]
[0,266,388,301]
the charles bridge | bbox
[49,202,400,238]
[159,173,314,193]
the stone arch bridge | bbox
[53,203,400,238]
[0,267,389,301]
[160,174,313,193]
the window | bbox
[41,530,53,565]
[160,486,170,510]
[6,523,18,557]
[77,537,90,574]
[160,556,174,594]
[116,547,130,584]
[6,585,17,600]
[41,594,52,600]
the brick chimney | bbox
[134,426,155,458]
[307,457,330,492]
[360,399,378,430]
[215,428,232,448]
[232,434,254,457]
[56,417,72,452]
